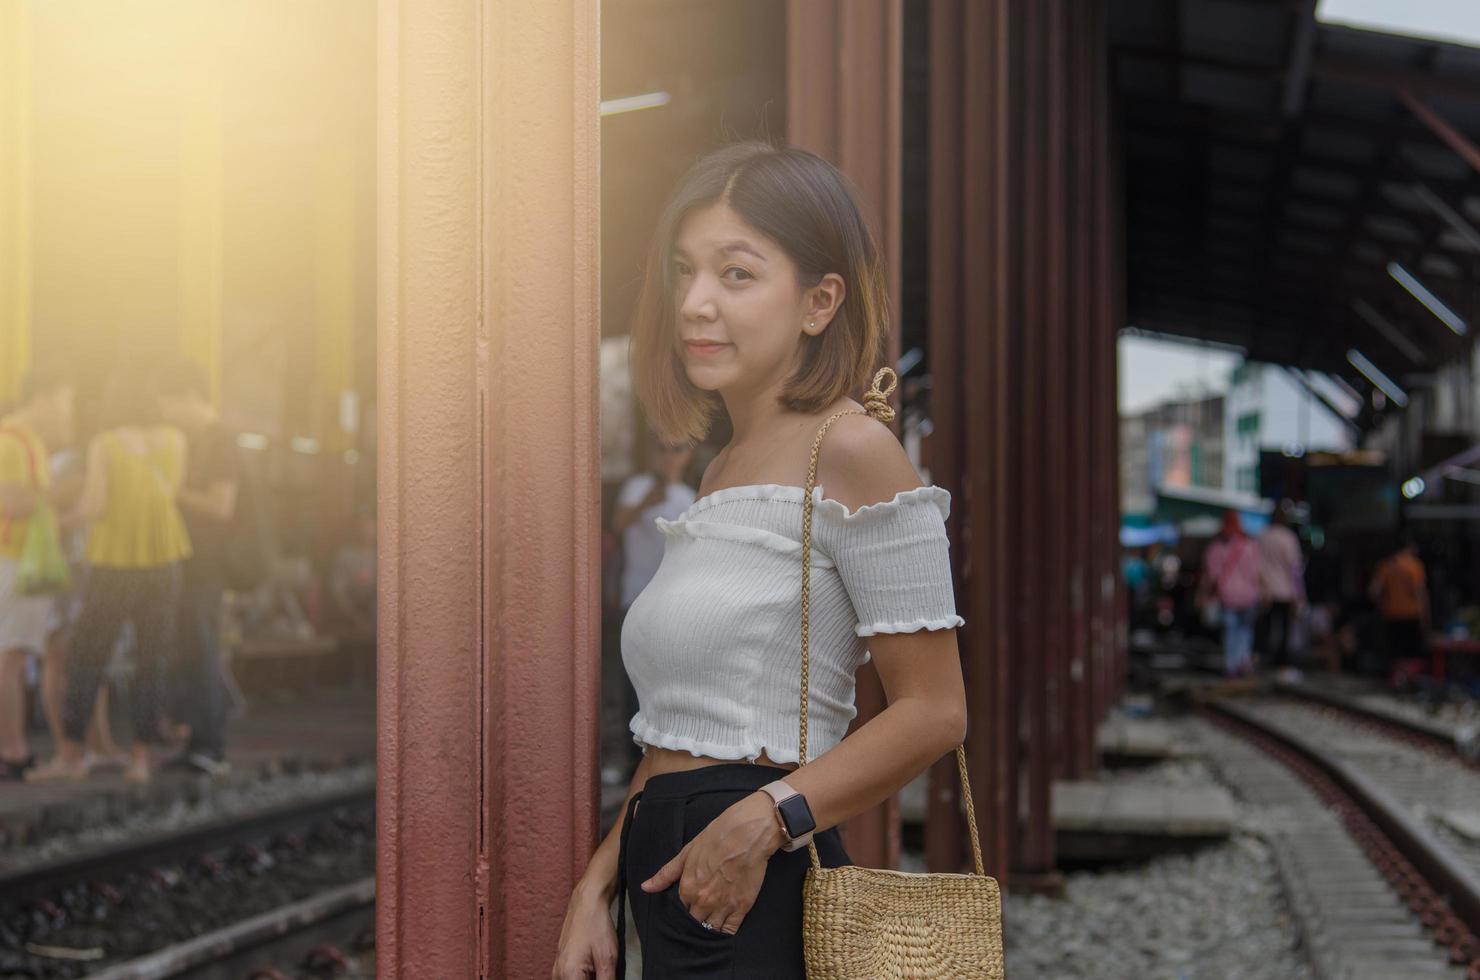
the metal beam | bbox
[1281,0,1319,118]
[1352,297,1427,365]
[1399,89,1480,176]
[1313,56,1480,104]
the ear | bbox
[802,273,847,337]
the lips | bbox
[684,340,731,355]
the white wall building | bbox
[1223,362,1353,495]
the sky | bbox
[1316,0,1480,46]
[1118,334,1242,415]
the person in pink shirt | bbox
[1199,510,1262,677]
[1257,507,1304,671]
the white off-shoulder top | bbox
[620,481,965,765]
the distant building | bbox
[1121,394,1225,514]
[1223,362,1352,495]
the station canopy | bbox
[1110,0,1480,394]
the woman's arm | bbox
[786,412,968,828]
[177,479,237,520]
[552,752,654,978]
[578,752,653,902]
[66,435,109,527]
[169,429,188,498]
[766,626,965,835]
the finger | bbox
[595,952,616,980]
[719,907,747,936]
[683,898,718,931]
[640,844,688,892]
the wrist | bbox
[744,791,790,851]
[574,869,617,906]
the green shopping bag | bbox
[16,500,71,597]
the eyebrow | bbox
[673,240,768,263]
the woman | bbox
[1199,510,1261,678]
[553,142,968,978]
[40,447,123,772]
[28,375,191,784]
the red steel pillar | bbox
[1065,0,1096,780]
[787,0,906,872]
[923,0,968,875]
[928,0,1119,885]
[927,0,1021,881]
[375,1,601,977]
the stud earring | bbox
[809,321,816,329]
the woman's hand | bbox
[639,791,785,935]
[551,880,620,980]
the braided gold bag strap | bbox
[798,366,986,877]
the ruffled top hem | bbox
[629,715,802,766]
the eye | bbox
[672,260,693,277]
[723,266,754,282]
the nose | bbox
[677,273,718,323]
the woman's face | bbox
[670,201,835,396]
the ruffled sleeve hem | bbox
[856,614,965,637]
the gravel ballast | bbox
[1002,717,1314,980]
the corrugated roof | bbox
[1113,0,1480,397]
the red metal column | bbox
[928,0,1023,883]
[1014,0,1051,881]
[924,0,968,875]
[1044,0,1070,786]
[1066,0,1095,779]
[787,0,905,872]
[1092,0,1122,725]
[376,1,601,977]
[928,0,1119,883]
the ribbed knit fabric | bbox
[621,482,965,765]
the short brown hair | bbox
[629,140,890,443]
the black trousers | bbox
[64,564,180,743]
[618,764,852,979]
[1381,617,1425,678]
[172,568,226,757]
[1258,600,1294,668]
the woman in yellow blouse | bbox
[28,375,191,784]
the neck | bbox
[5,405,40,435]
[718,351,808,445]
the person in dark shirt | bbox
[155,358,239,775]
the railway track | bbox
[0,788,375,979]
[1200,690,1480,979]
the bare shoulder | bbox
[816,410,922,512]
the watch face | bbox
[777,793,817,838]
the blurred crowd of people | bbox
[1126,507,1431,684]
[0,361,375,786]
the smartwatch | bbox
[760,780,817,852]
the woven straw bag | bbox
[796,367,1006,979]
